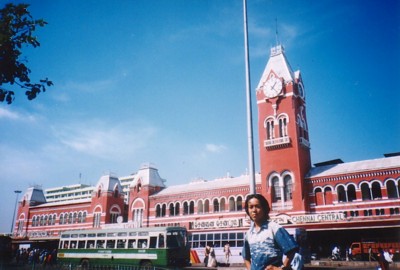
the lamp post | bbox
[11,190,22,234]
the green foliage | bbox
[0,3,53,104]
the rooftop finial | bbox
[275,18,280,46]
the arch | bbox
[314,187,323,206]
[271,176,280,202]
[175,202,180,216]
[283,174,293,200]
[336,185,346,202]
[346,184,357,202]
[386,179,399,198]
[204,199,210,213]
[189,201,195,214]
[213,198,220,212]
[229,197,235,212]
[197,200,204,214]
[264,116,275,140]
[371,181,382,199]
[361,182,372,201]
[183,201,189,215]
[220,197,226,211]
[277,113,289,137]
[324,186,333,205]
[155,204,161,217]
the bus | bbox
[57,226,190,268]
[188,227,309,265]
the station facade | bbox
[12,45,400,256]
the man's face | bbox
[247,197,266,224]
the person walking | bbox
[224,242,232,265]
[242,194,298,270]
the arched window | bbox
[314,187,323,206]
[361,183,371,201]
[324,187,333,204]
[371,182,382,199]
[169,203,175,216]
[337,186,346,202]
[59,213,64,225]
[93,212,101,228]
[266,119,274,139]
[220,198,226,211]
[183,202,189,215]
[156,205,161,217]
[113,187,119,198]
[97,188,101,198]
[229,197,235,212]
[78,212,83,223]
[68,213,73,224]
[189,201,195,214]
[161,204,166,217]
[204,200,210,213]
[278,117,288,137]
[272,177,280,202]
[73,212,78,223]
[387,180,399,198]
[347,185,357,202]
[283,175,293,200]
[213,199,220,212]
[82,212,87,223]
[110,207,120,223]
[175,202,180,216]
[197,201,204,214]
[236,197,243,211]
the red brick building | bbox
[12,45,400,259]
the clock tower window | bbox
[278,116,288,137]
[266,118,274,140]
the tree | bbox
[0,3,53,104]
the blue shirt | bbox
[242,220,298,270]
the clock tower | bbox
[256,45,311,214]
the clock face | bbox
[263,74,282,98]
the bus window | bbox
[78,241,86,249]
[70,241,77,249]
[97,240,105,248]
[138,239,147,248]
[117,239,126,248]
[150,236,157,248]
[106,240,116,249]
[128,239,137,248]
[158,234,165,248]
[87,240,95,248]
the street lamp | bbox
[11,190,22,234]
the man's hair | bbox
[244,193,270,220]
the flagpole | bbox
[243,0,256,194]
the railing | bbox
[264,136,290,148]
[271,201,293,211]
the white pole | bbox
[243,0,256,194]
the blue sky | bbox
[1,0,399,233]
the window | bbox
[156,205,161,217]
[213,199,220,212]
[337,186,346,202]
[198,201,204,214]
[272,177,280,202]
[283,175,293,200]
[361,183,371,201]
[371,182,382,199]
[266,119,274,139]
[278,117,288,137]
[347,185,357,202]
[387,180,399,198]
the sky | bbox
[1,0,399,233]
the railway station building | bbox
[12,44,400,260]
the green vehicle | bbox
[57,226,190,268]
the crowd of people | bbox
[14,248,57,268]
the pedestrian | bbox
[204,244,211,267]
[224,242,232,265]
[207,244,217,267]
[369,246,375,261]
[242,193,298,270]
[377,247,389,270]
